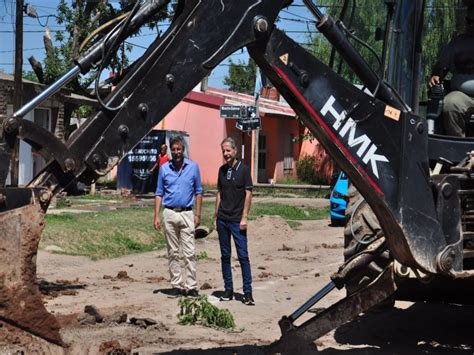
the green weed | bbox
[178,295,235,330]
[286,220,303,230]
[197,251,209,260]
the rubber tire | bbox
[331,217,346,227]
[343,185,392,296]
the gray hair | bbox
[169,135,185,150]
[221,136,237,149]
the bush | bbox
[296,155,329,185]
[296,155,319,184]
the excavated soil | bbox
[1,199,474,354]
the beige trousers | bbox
[162,208,197,290]
[443,91,474,137]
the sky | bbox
[0,0,319,89]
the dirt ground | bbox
[2,197,474,354]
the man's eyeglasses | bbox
[226,168,232,180]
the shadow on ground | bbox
[324,302,474,354]
[159,302,474,354]
[38,278,86,296]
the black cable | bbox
[94,0,142,112]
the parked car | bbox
[329,171,349,226]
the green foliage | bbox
[55,196,71,209]
[72,105,93,119]
[296,155,326,185]
[223,58,256,94]
[40,0,172,90]
[307,0,467,102]
[197,251,209,260]
[178,295,236,330]
[305,0,386,85]
[22,71,40,82]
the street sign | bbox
[220,105,246,119]
[236,106,261,131]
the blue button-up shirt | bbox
[155,158,203,208]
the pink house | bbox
[156,86,318,185]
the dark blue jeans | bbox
[216,219,252,293]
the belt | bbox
[164,206,192,212]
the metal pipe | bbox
[303,0,324,20]
[13,66,81,118]
[288,280,336,322]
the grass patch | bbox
[250,203,329,220]
[69,193,125,200]
[197,251,209,260]
[43,205,216,260]
[66,193,130,204]
[286,220,303,230]
[275,177,305,185]
[42,208,164,260]
[42,200,326,260]
[200,201,216,229]
[253,186,330,198]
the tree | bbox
[30,0,172,94]
[223,58,257,94]
[22,70,40,83]
[305,0,386,85]
[305,1,467,100]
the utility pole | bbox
[11,0,24,186]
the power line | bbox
[0,46,44,53]
[0,29,63,33]
[2,21,65,29]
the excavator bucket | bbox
[0,194,62,345]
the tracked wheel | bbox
[343,185,393,296]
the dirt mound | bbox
[251,215,293,242]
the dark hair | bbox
[169,135,185,150]
[221,136,237,150]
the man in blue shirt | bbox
[154,135,203,297]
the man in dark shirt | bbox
[214,137,254,305]
[429,6,474,137]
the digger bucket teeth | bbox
[0,200,62,345]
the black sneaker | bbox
[219,289,234,301]
[166,288,184,297]
[186,289,199,298]
[243,292,255,305]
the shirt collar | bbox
[170,158,189,171]
[228,160,241,171]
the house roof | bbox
[0,72,44,86]
[0,72,98,106]
[205,87,295,118]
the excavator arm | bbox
[0,0,463,347]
